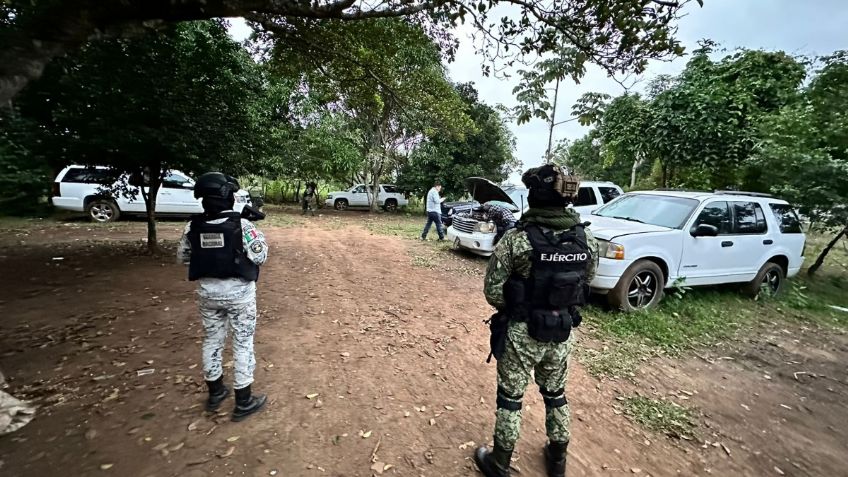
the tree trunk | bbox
[661,163,668,188]
[140,163,162,254]
[369,167,383,213]
[630,155,644,189]
[808,226,847,276]
[295,181,302,203]
[544,76,561,164]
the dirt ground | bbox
[0,209,845,477]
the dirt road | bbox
[0,213,845,476]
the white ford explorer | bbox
[588,190,806,311]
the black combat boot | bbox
[205,376,230,412]
[544,441,568,477]
[232,385,267,422]
[473,441,512,477]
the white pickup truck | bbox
[325,184,408,211]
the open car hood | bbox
[464,177,515,207]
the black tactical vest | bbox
[187,212,259,282]
[510,222,591,342]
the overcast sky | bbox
[228,0,848,182]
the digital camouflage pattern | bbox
[177,214,269,390]
[495,321,575,446]
[483,206,597,450]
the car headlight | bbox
[598,240,625,260]
[474,222,496,233]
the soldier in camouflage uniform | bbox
[475,164,598,477]
[177,172,269,422]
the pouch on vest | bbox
[527,309,572,343]
[549,271,585,308]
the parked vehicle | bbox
[325,184,408,211]
[51,165,251,222]
[588,190,806,311]
[447,178,623,257]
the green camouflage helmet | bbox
[521,164,580,200]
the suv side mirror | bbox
[691,223,719,237]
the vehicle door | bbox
[158,172,202,214]
[349,185,369,207]
[597,185,622,206]
[678,200,737,285]
[572,186,599,217]
[726,200,772,279]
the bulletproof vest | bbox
[187,211,259,282]
[523,223,591,310]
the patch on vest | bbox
[200,233,225,248]
[249,241,264,253]
[540,252,588,262]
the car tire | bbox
[742,262,785,300]
[607,260,665,312]
[383,199,398,212]
[334,199,348,211]
[86,199,121,223]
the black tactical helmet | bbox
[194,172,239,200]
[521,164,580,206]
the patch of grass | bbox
[621,395,697,439]
[588,289,756,353]
[578,341,650,380]
[363,217,423,240]
[410,254,437,268]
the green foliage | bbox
[755,52,848,229]
[0,112,51,214]
[396,83,518,199]
[622,396,697,438]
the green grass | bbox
[363,216,423,240]
[621,395,697,439]
[578,340,654,379]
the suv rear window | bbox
[598,186,621,203]
[732,201,767,234]
[61,167,115,184]
[382,185,398,193]
[575,187,598,206]
[769,204,803,233]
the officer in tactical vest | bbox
[474,164,598,477]
[177,172,269,422]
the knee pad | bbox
[539,386,567,409]
[496,386,524,411]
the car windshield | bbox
[593,194,699,229]
[505,189,528,210]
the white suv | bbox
[447,178,623,257]
[325,184,408,211]
[52,165,251,222]
[588,190,806,311]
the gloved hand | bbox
[571,308,583,328]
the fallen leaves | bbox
[306,393,319,400]
[217,446,235,458]
[100,463,113,470]
[188,419,202,431]
[359,430,372,439]
[226,436,240,442]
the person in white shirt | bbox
[421,180,446,241]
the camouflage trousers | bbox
[493,321,574,450]
[199,290,258,390]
